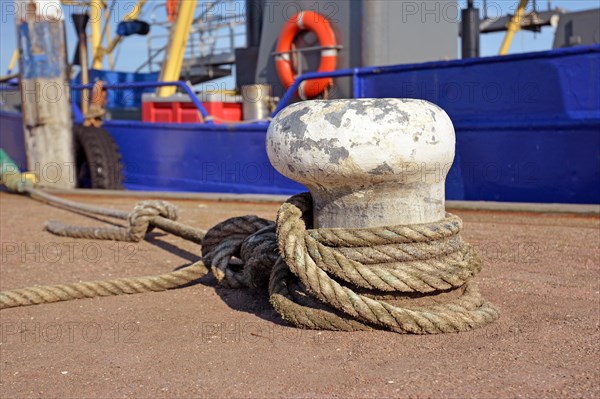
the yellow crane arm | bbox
[157,0,197,97]
[90,0,103,69]
[7,49,19,73]
[91,0,148,67]
[499,0,529,55]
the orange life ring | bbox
[275,11,337,100]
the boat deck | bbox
[1,192,599,398]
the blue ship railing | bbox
[71,74,357,124]
[71,73,361,123]
[72,80,214,124]
[272,68,365,116]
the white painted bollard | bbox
[266,99,455,228]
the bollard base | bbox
[311,181,446,229]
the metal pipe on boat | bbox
[245,0,264,48]
[72,13,91,116]
[461,0,480,58]
[242,84,272,120]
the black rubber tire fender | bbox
[74,125,124,189]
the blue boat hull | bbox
[105,121,304,194]
[2,46,599,203]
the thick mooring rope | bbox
[0,261,207,308]
[0,192,498,334]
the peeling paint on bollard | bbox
[267,99,455,228]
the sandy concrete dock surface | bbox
[0,192,598,398]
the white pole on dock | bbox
[14,0,76,188]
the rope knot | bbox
[44,199,181,242]
[127,200,179,241]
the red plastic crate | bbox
[142,100,242,124]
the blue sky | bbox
[1,0,598,85]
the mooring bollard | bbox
[267,98,455,228]
[265,99,498,333]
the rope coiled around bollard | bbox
[0,192,498,334]
[203,193,499,334]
